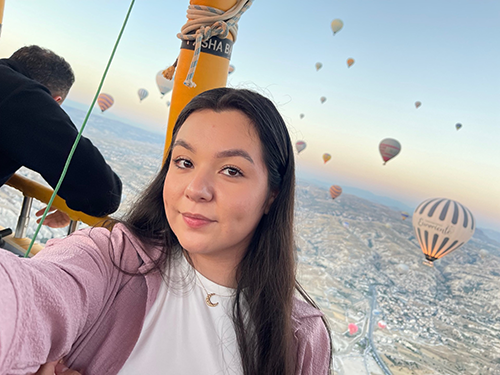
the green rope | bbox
[24,0,136,257]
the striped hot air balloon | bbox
[137,88,149,102]
[412,198,475,263]
[329,185,342,200]
[379,138,401,165]
[322,153,332,164]
[401,212,409,221]
[97,93,114,112]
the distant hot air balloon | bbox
[97,93,114,113]
[329,185,342,200]
[415,101,422,109]
[379,138,401,165]
[156,70,174,97]
[348,323,358,335]
[166,101,171,107]
[343,221,349,229]
[396,264,409,274]
[320,96,327,104]
[300,113,305,119]
[315,62,323,71]
[401,212,409,221]
[347,58,355,68]
[479,249,489,259]
[322,153,332,164]
[378,321,387,329]
[228,64,235,75]
[331,19,344,34]
[296,141,307,154]
[137,88,149,102]
[413,198,475,263]
[456,123,462,131]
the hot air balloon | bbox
[166,101,171,107]
[228,64,235,74]
[456,123,462,131]
[347,58,355,68]
[343,221,349,229]
[156,70,174,97]
[412,198,475,263]
[322,153,332,164]
[479,249,489,259]
[300,113,305,119]
[401,212,409,221]
[379,138,401,165]
[378,321,387,329]
[331,19,344,34]
[348,323,358,335]
[396,264,409,274]
[329,185,342,200]
[137,88,149,102]
[295,141,307,154]
[315,62,323,71]
[97,93,114,113]
[320,96,327,104]
[415,101,421,109]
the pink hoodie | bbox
[0,224,330,374]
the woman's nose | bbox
[184,170,214,202]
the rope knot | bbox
[173,0,253,88]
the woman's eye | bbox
[174,158,193,169]
[221,166,243,177]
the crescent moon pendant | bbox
[206,293,219,307]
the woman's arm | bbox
[0,229,115,374]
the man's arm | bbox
[0,82,122,217]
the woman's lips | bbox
[182,213,215,229]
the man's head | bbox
[10,45,75,104]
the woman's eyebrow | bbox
[174,140,254,164]
[173,139,194,152]
[216,149,254,164]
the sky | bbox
[1,0,499,230]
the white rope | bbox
[176,0,253,88]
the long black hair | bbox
[117,87,331,374]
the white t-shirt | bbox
[118,254,241,375]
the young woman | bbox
[0,88,331,375]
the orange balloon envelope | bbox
[322,153,332,163]
[348,323,358,335]
[329,185,342,200]
[97,93,114,112]
[347,58,355,68]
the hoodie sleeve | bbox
[0,80,122,216]
[292,299,331,375]
[0,227,121,374]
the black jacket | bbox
[0,58,122,217]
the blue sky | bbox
[1,0,499,230]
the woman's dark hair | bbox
[118,87,331,374]
[10,45,75,99]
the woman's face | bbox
[163,109,272,262]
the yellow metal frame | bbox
[0,0,5,35]
[163,0,237,162]
[6,174,108,227]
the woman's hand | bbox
[36,361,82,375]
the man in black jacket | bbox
[0,45,122,227]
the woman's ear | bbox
[264,191,278,214]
